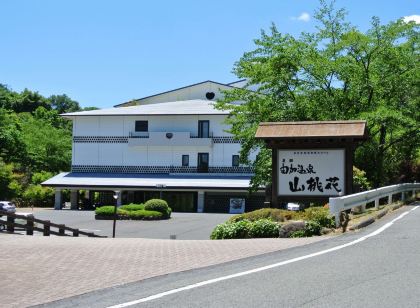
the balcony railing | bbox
[129,131,150,138]
[128,131,213,147]
[190,132,214,138]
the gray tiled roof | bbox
[62,100,229,117]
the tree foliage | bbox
[217,0,419,189]
[0,84,95,206]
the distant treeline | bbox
[0,84,97,206]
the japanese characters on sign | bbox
[278,149,345,196]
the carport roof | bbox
[42,172,257,190]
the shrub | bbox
[128,210,162,220]
[210,220,251,239]
[289,230,306,238]
[304,220,322,236]
[303,207,335,228]
[120,203,144,211]
[95,206,117,216]
[144,199,171,218]
[289,220,322,237]
[249,219,280,238]
[229,208,285,223]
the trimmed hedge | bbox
[95,206,118,217]
[128,209,163,220]
[95,200,171,220]
[120,204,145,211]
[229,208,285,223]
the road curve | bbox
[39,203,420,308]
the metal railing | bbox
[0,210,106,237]
[329,183,419,226]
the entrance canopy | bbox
[42,172,254,191]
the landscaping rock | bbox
[279,221,306,238]
[321,227,333,235]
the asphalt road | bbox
[39,203,420,308]
[23,210,233,239]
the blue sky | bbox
[1,0,419,108]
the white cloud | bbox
[403,15,420,24]
[291,12,311,22]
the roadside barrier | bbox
[0,210,106,237]
[329,183,419,227]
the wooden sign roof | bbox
[255,120,367,140]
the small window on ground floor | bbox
[135,120,148,132]
[182,155,189,166]
[232,155,240,167]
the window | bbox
[232,155,240,167]
[135,121,148,132]
[198,120,209,138]
[182,155,189,167]
[198,153,209,173]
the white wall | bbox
[132,82,232,105]
[72,114,252,168]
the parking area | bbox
[14,208,233,239]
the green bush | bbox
[210,220,251,239]
[95,206,164,220]
[144,199,171,218]
[249,219,280,238]
[211,219,281,240]
[120,203,144,211]
[289,230,306,238]
[229,208,285,223]
[289,220,322,237]
[303,207,335,228]
[128,209,162,220]
[304,220,322,236]
[95,206,117,216]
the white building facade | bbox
[43,81,265,213]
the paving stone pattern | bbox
[0,234,325,307]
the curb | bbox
[349,203,402,231]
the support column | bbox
[271,148,279,208]
[374,198,379,210]
[401,192,405,202]
[54,189,62,210]
[70,190,78,210]
[388,194,393,205]
[197,191,205,213]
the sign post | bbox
[255,121,367,207]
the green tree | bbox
[48,94,81,114]
[0,158,22,200]
[19,113,72,173]
[217,0,419,189]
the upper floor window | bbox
[198,120,209,138]
[232,155,240,167]
[135,121,148,132]
[182,155,189,167]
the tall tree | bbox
[217,0,419,190]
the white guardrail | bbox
[329,183,420,226]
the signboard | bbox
[278,149,345,196]
[229,198,245,214]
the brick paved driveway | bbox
[15,208,234,239]
[0,233,326,307]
